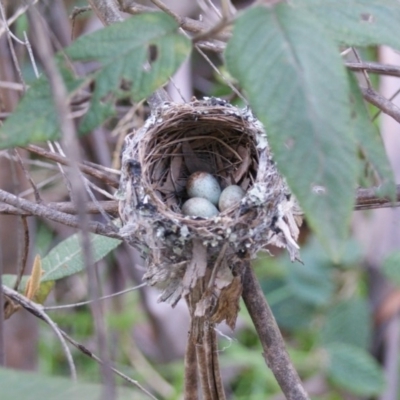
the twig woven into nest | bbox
[117,97,301,329]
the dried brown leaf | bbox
[233,146,251,183]
[211,276,242,330]
[182,141,213,174]
[24,255,44,301]
[182,240,208,295]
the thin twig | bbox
[1,184,400,217]
[122,1,228,39]
[14,150,42,202]
[30,4,115,394]
[70,6,92,40]
[65,334,158,400]
[0,241,4,366]
[0,81,25,91]
[241,263,310,400]
[149,0,181,23]
[47,141,73,198]
[0,0,39,38]
[2,285,77,380]
[13,216,29,292]
[346,61,400,78]
[355,185,400,210]
[88,0,123,24]
[372,87,400,122]
[0,189,120,238]
[125,332,175,398]
[23,31,40,79]
[192,16,232,43]
[121,2,227,51]
[0,200,119,216]
[361,87,400,124]
[44,283,146,310]
[0,1,27,92]
[24,144,119,188]
[351,48,372,89]
[18,173,61,198]
[2,284,158,400]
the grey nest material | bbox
[117,97,301,329]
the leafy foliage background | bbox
[0,0,399,399]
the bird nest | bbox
[117,97,301,329]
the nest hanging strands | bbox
[117,97,301,328]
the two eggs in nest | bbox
[182,172,245,218]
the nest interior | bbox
[142,102,259,212]
[118,98,301,328]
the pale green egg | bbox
[219,185,245,211]
[182,197,219,218]
[186,172,221,205]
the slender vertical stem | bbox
[0,245,5,366]
[196,338,213,400]
[184,331,199,400]
[28,7,115,396]
[242,264,310,400]
[210,326,226,399]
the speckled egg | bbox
[186,172,221,205]
[218,185,246,211]
[182,197,219,218]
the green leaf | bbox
[382,251,400,286]
[287,261,333,306]
[298,0,400,48]
[225,5,357,259]
[0,13,191,145]
[0,367,146,400]
[41,233,122,281]
[325,343,385,396]
[271,292,316,330]
[2,234,122,289]
[66,12,191,132]
[32,280,55,304]
[0,69,82,149]
[348,73,395,197]
[320,299,371,349]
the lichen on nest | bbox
[117,97,301,328]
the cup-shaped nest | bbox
[117,98,301,324]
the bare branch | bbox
[25,144,119,188]
[14,216,29,291]
[24,144,119,187]
[43,283,146,310]
[241,263,310,400]
[361,87,400,124]
[2,285,158,400]
[0,245,4,367]
[149,0,181,23]
[121,1,229,39]
[0,200,118,216]
[120,2,226,52]
[355,185,400,210]
[0,189,120,238]
[351,48,372,89]
[2,285,77,380]
[87,0,123,24]
[2,184,399,219]
[346,61,400,78]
